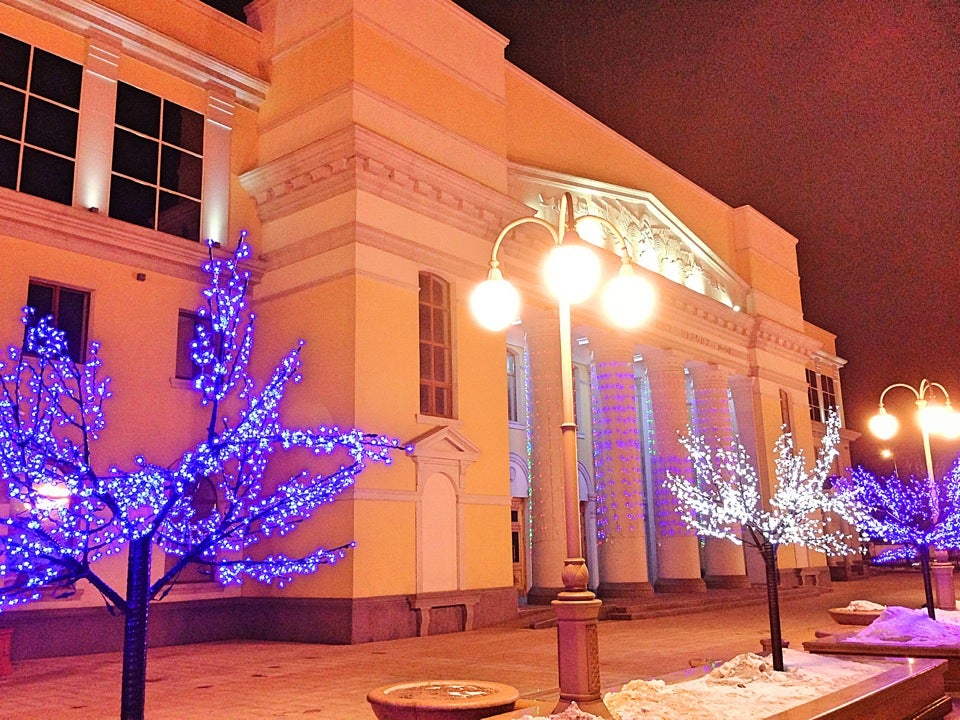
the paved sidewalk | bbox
[0,571,948,719]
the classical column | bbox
[644,349,705,592]
[524,311,568,604]
[591,335,652,598]
[729,375,767,584]
[688,363,750,589]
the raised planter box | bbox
[806,632,960,692]
[484,656,950,720]
[0,627,11,676]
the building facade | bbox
[0,0,855,657]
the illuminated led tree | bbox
[667,410,854,671]
[835,462,960,619]
[0,237,404,720]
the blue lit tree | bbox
[666,411,854,671]
[835,462,960,619]
[0,237,404,720]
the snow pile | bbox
[844,600,886,612]
[845,605,960,645]
[518,650,885,720]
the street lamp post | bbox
[868,379,960,617]
[471,192,654,716]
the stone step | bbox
[502,585,826,628]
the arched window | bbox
[506,349,519,422]
[419,272,453,418]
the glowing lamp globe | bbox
[471,269,520,331]
[942,409,960,439]
[868,408,898,440]
[602,265,655,328]
[543,233,601,304]
[919,403,951,435]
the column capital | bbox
[588,332,635,363]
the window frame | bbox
[0,33,82,207]
[418,272,454,419]
[23,279,91,364]
[109,80,204,242]
[506,348,519,423]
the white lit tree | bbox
[666,410,854,671]
[0,236,404,720]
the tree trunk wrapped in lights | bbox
[0,236,405,720]
[666,410,854,671]
[834,462,960,619]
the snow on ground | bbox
[845,605,960,645]
[519,650,885,720]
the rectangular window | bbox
[805,368,822,423]
[506,350,519,423]
[0,33,82,206]
[779,388,792,433]
[806,369,838,423]
[175,310,211,380]
[418,272,453,418]
[164,477,217,584]
[23,280,90,363]
[110,81,204,242]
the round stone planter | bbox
[828,608,883,625]
[367,680,520,720]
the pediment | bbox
[508,164,750,311]
[408,425,481,465]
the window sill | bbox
[416,413,461,428]
[169,377,195,390]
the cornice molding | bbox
[751,316,823,362]
[8,0,268,108]
[0,189,264,283]
[239,124,529,239]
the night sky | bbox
[209,1,960,472]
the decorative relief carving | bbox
[538,191,741,310]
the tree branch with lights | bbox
[0,237,404,720]
[667,410,854,671]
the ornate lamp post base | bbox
[552,558,611,718]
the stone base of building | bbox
[653,576,707,593]
[779,566,831,589]
[703,574,752,589]
[596,581,654,599]
[4,587,518,661]
[526,585,565,605]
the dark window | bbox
[164,476,218,584]
[418,272,453,418]
[779,388,792,433]
[506,350,519,422]
[0,34,81,206]
[806,368,822,422]
[110,81,203,241]
[23,280,90,363]
[806,369,838,424]
[176,311,212,380]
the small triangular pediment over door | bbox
[408,425,480,493]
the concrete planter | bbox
[367,680,520,720]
